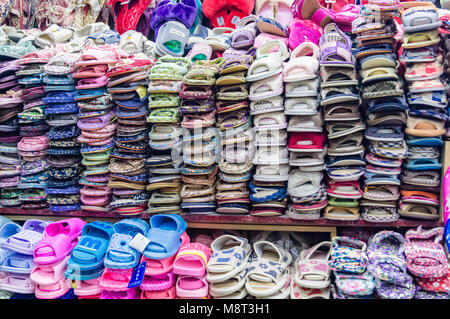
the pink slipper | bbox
[73,65,109,78]
[78,135,114,146]
[173,243,212,277]
[73,278,102,296]
[140,271,176,291]
[30,256,70,285]
[175,275,209,299]
[75,76,108,89]
[81,194,111,206]
[17,136,49,152]
[35,277,71,299]
[99,268,133,291]
[288,18,322,50]
[81,124,116,138]
[33,218,86,265]
[80,186,112,197]
[84,174,110,183]
[141,286,176,299]
[100,287,140,299]
[76,45,127,67]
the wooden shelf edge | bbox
[0,208,443,228]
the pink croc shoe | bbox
[30,256,70,285]
[176,275,209,299]
[100,287,140,299]
[73,278,102,297]
[99,268,133,291]
[141,286,176,299]
[173,243,212,277]
[140,271,176,291]
[33,218,86,265]
[35,277,71,299]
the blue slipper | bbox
[87,30,120,45]
[405,136,443,146]
[44,103,79,115]
[117,106,148,118]
[44,74,74,85]
[42,91,76,104]
[404,158,442,171]
[142,214,187,260]
[114,97,148,109]
[65,221,114,280]
[49,204,81,212]
[408,108,448,122]
[367,96,407,113]
[0,253,35,274]
[104,219,149,270]
[407,91,446,108]
[44,85,76,92]
[364,172,401,186]
[74,88,107,101]
[45,187,80,195]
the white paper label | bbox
[169,28,186,38]
[217,16,225,27]
[128,233,150,253]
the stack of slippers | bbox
[137,215,188,299]
[99,219,149,298]
[17,137,50,211]
[355,0,403,223]
[64,221,114,299]
[146,56,189,215]
[173,242,212,299]
[0,218,50,295]
[329,236,376,299]
[43,52,82,214]
[206,234,251,299]
[367,231,416,299]
[283,40,326,220]
[15,49,54,211]
[107,53,154,217]
[248,39,290,217]
[442,15,450,140]
[30,218,85,299]
[215,45,253,215]
[318,23,364,222]
[0,61,24,208]
[398,3,444,221]
[180,57,219,215]
[404,227,450,299]
[140,232,190,299]
[75,45,125,215]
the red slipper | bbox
[122,0,153,33]
[225,0,255,29]
[108,0,128,34]
[202,0,229,28]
